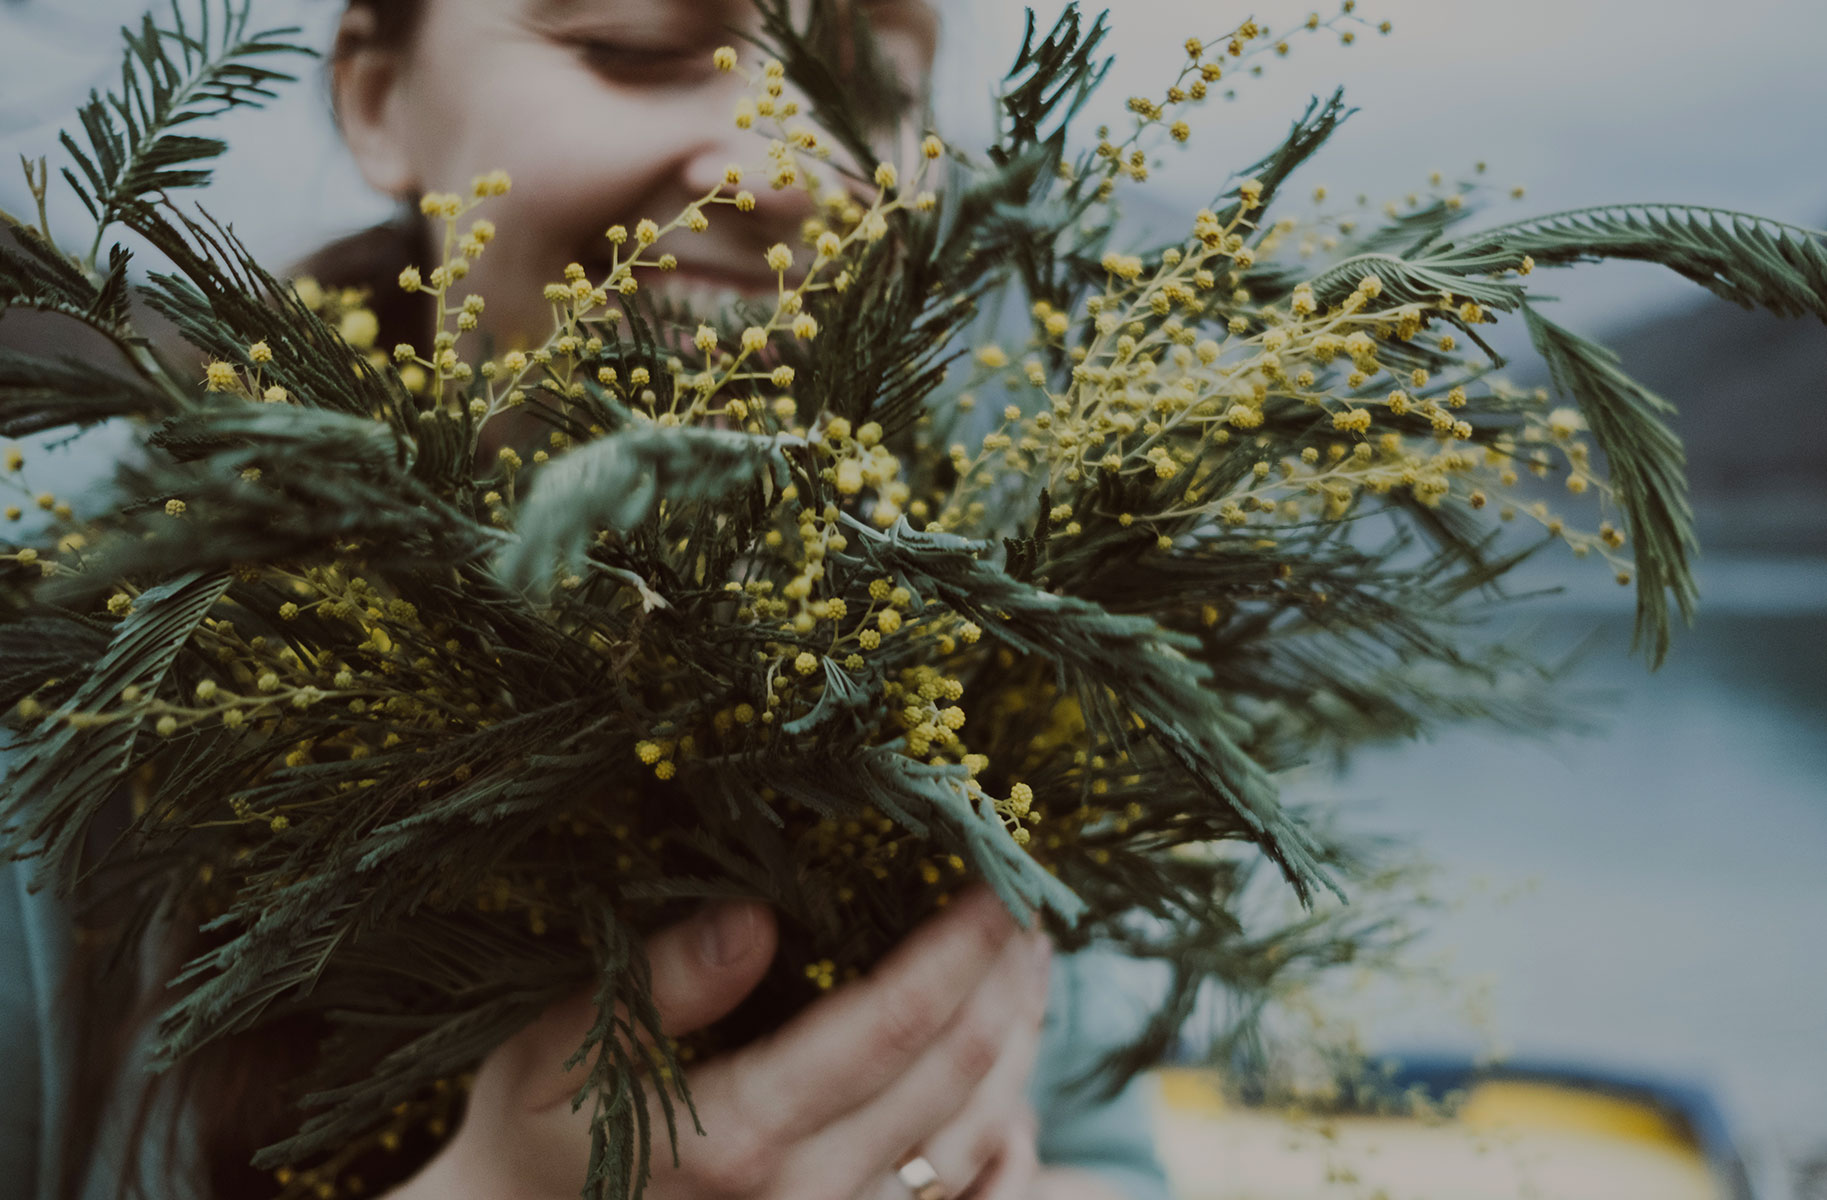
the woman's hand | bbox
[387,884,1054,1200]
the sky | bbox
[3,0,1826,338]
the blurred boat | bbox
[1150,1057,1754,1200]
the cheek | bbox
[399,60,741,314]
[439,138,661,346]
[394,66,677,343]
[418,74,653,230]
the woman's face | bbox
[335,0,937,350]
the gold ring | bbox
[894,1151,951,1200]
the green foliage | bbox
[1464,204,1827,321]
[1523,305,1695,666]
[1312,203,1827,353]
[137,208,411,423]
[841,515,1334,901]
[2,3,1825,1200]
[992,5,1113,165]
[0,615,112,712]
[0,345,176,437]
[5,571,231,888]
[58,1,308,259]
[0,223,139,340]
[1304,250,1526,318]
[1215,89,1353,222]
[748,0,911,174]
[497,426,788,592]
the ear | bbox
[331,6,417,200]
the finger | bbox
[503,900,777,1114]
[960,1110,1040,1200]
[807,930,1051,1196]
[649,900,778,1037]
[713,883,1024,1140]
[898,965,1047,1190]
[864,1010,1046,1200]
[608,936,1035,1200]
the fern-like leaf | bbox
[0,219,135,339]
[496,426,791,594]
[992,4,1113,166]
[1305,206,1827,333]
[1302,248,1527,315]
[1523,304,1695,667]
[1212,89,1352,222]
[0,345,177,437]
[1,570,232,888]
[840,515,1337,904]
[58,1,309,258]
[747,0,911,177]
[1457,204,1827,322]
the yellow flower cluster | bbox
[40,562,518,828]
[937,157,1627,578]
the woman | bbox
[4,1,1176,1199]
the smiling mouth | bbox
[578,256,799,324]
[577,268,770,334]
[591,258,781,292]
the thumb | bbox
[504,900,777,1113]
[649,899,778,1038]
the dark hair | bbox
[338,0,431,56]
[301,0,438,349]
[57,15,440,1200]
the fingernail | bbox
[701,902,756,967]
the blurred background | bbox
[3,1,1823,1197]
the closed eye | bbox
[572,39,714,88]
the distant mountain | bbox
[1591,290,1827,555]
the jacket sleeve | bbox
[0,859,177,1200]
[1,859,73,1200]
[1026,949,1175,1200]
